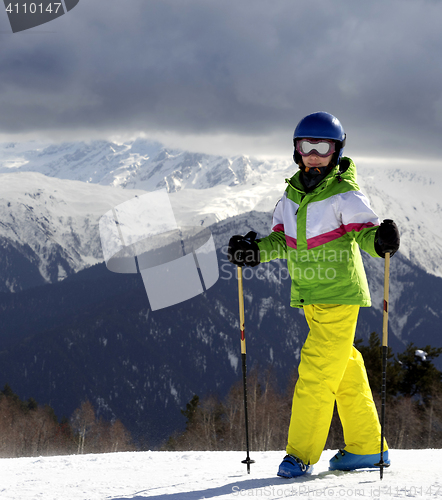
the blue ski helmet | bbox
[293,112,346,166]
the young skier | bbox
[227,111,400,478]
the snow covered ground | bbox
[2,449,442,499]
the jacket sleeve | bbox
[339,190,380,258]
[256,198,288,262]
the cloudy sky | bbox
[0,0,442,160]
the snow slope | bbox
[2,449,442,499]
[357,160,442,278]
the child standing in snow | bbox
[227,112,400,477]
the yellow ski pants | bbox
[286,304,387,465]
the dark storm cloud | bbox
[0,0,442,158]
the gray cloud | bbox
[0,0,442,158]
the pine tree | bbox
[355,332,399,398]
[181,395,200,430]
[396,343,442,403]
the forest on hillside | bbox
[1,333,441,458]
[0,387,134,458]
[165,334,442,452]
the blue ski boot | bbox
[329,449,390,471]
[277,454,313,478]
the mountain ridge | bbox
[1,138,441,284]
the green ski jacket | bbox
[256,157,381,308]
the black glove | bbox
[227,231,260,267]
[375,219,400,258]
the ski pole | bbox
[377,250,391,480]
[237,265,255,474]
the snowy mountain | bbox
[356,161,442,278]
[0,138,441,285]
[0,138,292,291]
[0,172,147,291]
[0,138,271,192]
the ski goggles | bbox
[295,139,336,157]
